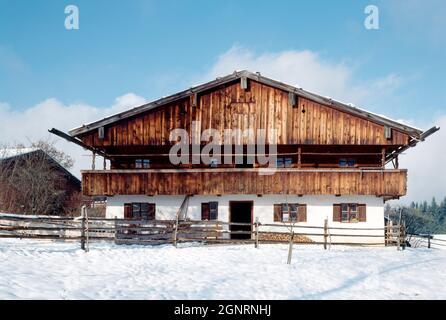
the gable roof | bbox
[0,148,81,187]
[0,148,40,161]
[68,70,424,138]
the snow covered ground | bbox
[0,239,445,300]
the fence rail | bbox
[0,213,408,250]
[407,233,446,249]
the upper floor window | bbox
[209,158,218,168]
[135,159,151,169]
[274,203,307,222]
[277,157,293,168]
[339,158,355,167]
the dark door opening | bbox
[229,201,253,240]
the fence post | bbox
[401,221,406,250]
[323,218,328,250]
[85,207,89,253]
[428,234,431,249]
[255,217,259,249]
[397,224,401,251]
[216,220,219,241]
[287,231,294,265]
[80,206,86,251]
[173,220,178,248]
[114,217,117,243]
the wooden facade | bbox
[79,80,410,148]
[81,168,407,198]
[63,71,427,200]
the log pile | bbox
[259,232,314,243]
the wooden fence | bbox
[407,233,446,249]
[115,219,174,245]
[0,214,115,241]
[0,213,407,250]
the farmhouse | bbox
[0,148,82,215]
[51,70,438,243]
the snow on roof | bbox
[0,148,40,161]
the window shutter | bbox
[358,204,367,222]
[124,203,132,219]
[201,203,210,221]
[148,203,156,220]
[333,204,341,222]
[298,204,307,222]
[274,204,282,222]
[209,202,218,220]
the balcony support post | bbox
[381,147,386,168]
[298,147,302,168]
[92,152,96,170]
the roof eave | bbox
[68,71,244,137]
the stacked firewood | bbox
[258,232,313,243]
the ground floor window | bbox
[333,203,366,222]
[342,203,358,222]
[201,202,218,220]
[124,202,155,220]
[274,203,307,222]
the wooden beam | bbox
[381,147,386,168]
[289,92,297,108]
[385,126,440,164]
[190,92,198,108]
[107,151,385,158]
[48,128,110,159]
[82,168,406,174]
[240,76,248,90]
[298,147,302,168]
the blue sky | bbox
[0,0,444,121]
[0,0,445,202]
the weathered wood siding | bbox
[80,80,409,147]
[82,169,407,197]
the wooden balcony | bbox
[81,168,407,199]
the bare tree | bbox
[0,142,81,215]
[29,139,74,169]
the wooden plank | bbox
[81,169,407,197]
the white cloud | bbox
[0,93,147,178]
[370,73,402,93]
[200,45,401,106]
[397,116,445,204]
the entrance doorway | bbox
[229,201,253,240]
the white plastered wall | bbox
[106,194,385,244]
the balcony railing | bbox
[81,168,407,198]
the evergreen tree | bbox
[388,197,446,234]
